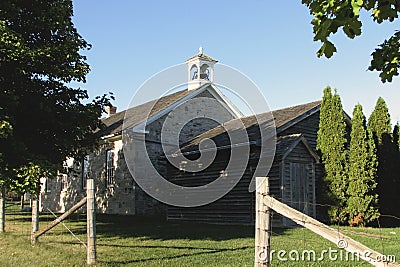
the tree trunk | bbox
[0,188,5,233]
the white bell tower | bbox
[185,47,218,90]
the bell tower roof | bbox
[185,47,218,63]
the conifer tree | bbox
[391,123,400,219]
[368,97,392,144]
[393,123,399,151]
[368,98,399,221]
[317,87,348,223]
[346,104,379,226]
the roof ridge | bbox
[231,100,321,121]
[272,100,321,113]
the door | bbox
[284,162,310,227]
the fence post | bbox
[0,188,5,233]
[31,196,39,244]
[87,178,96,265]
[20,194,24,210]
[255,177,271,267]
[265,179,271,266]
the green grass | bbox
[1,203,399,266]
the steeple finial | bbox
[199,46,203,54]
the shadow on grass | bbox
[5,212,87,223]
[97,245,251,265]
[4,210,291,249]
[48,239,255,265]
[50,241,248,252]
[95,214,290,241]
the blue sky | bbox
[71,0,400,122]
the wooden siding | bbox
[167,140,317,226]
[279,111,320,151]
[167,146,268,224]
[268,161,284,226]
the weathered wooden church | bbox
[40,51,333,226]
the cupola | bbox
[185,47,218,90]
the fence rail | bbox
[255,176,400,267]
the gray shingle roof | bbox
[178,112,272,152]
[272,100,321,130]
[179,100,321,152]
[99,89,193,137]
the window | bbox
[200,64,210,80]
[60,173,68,191]
[190,64,198,80]
[82,155,90,190]
[40,177,51,193]
[106,150,115,187]
[46,179,51,193]
[60,161,69,192]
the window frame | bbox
[106,149,115,188]
[60,161,69,192]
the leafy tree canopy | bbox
[0,0,113,194]
[302,0,400,82]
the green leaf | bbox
[302,0,400,83]
[351,0,364,15]
[343,19,362,39]
[317,41,337,58]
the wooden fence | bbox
[30,179,96,265]
[254,177,400,267]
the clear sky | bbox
[71,0,400,122]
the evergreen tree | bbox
[368,98,399,222]
[391,123,400,219]
[368,97,392,144]
[346,104,379,226]
[317,87,348,223]
[393,123,400,151]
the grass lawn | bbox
[0,203,399,266]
